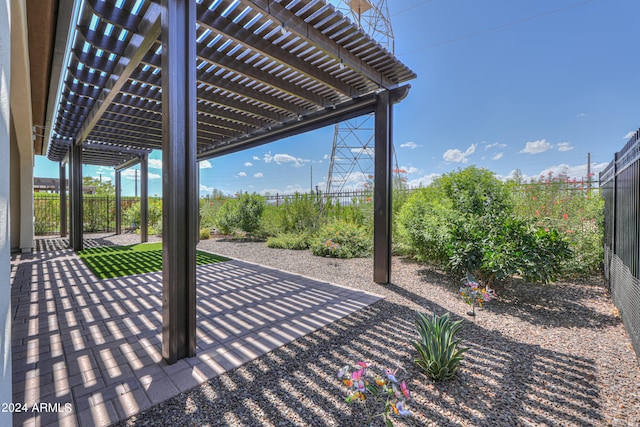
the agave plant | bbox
[411,312,468,381]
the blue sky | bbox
[35,0,640,196]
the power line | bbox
[392,0,434,17]
[398,0,598,56]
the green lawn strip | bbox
[78,242,229,279]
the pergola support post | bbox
[115,169,122,235]
[373,90,392,284]
[140,153,149,243]
[70,144,83,251]
[161,0,198,364]
[59,162,67,238]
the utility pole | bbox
[587,152,591,192]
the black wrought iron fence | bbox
[600,127,640,360]
[263,189,375,207]
[34,195,142,235]
[34,194,66,235]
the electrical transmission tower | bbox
[325,0,398,193]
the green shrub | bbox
[122,197,163,234]
[237,193,266,234]
[216,199,240,235]
[200,196,227,229]
[397,187,453,263]
[454,215,572,284]
[216,193,265,235]
[398,167,573,285]
[199,228,211,240]
[259,205,281,237]
[275,192,324,234]
[509,173,604,275]
[310,220,372,258]
[323,193,373,228]
[266,233,310,250]
[412,312,467,381]
[437,166,512,216]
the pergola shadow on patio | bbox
[39,0,415,364]
[11,237,382,426]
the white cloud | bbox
[92,175,112,183]
[122,169,161,180]
[485,142,506,150]
[400,141,420,149]
[238,172,247,177]
[537,162,609,180]
[520,139,552,154]
[351,147,375,156]
[252,156,260,161]
[259,184,307,195]
[407,173,441,188]
[263,152,309,167]
[624,131,636,139]
[199,160,212,169]
[577,113,588,117]
[323,154,330,159]
[492,152,504,160]
[399,166,422,175]
[148,159,163,169]
[557,142,573,152]
[200,184,214,194]
[244,162,253,167]
[442,143,477,163]
[253,172,264,178]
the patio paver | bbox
[10,240,382,426]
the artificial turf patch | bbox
[78,242,230,279]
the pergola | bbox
[44,0,415,363]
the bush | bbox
[266,233,310,250]
[437,166,512,216]
[324,193,372,228]
[199,228,211,240]
[122,197,162,234]
[412,312,467,381]
[310,220,372,258]
[200,196,227,229]
[509,173,604,275]
[398,167,573,285]
[397,187,453,263]
[216,193,265,235]
[275,192,324,234]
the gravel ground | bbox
[92,234,640,426]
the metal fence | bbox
[34,195,140,235]
[600,127,640,360]
[263,189,375,207]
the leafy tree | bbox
[83,176,115,196]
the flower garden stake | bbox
[459,274,496,316]
[337,362,413,427]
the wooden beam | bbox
[140,153,149,243]
[373,90,392,284]
[161,0,198,364]
[59,162,67,237]
[75,3,162,146]
[238,0,396,88]
[115,169,122,235]
[70,144,83,251]
[197,5,355,98]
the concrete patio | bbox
[11,238,382,426]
